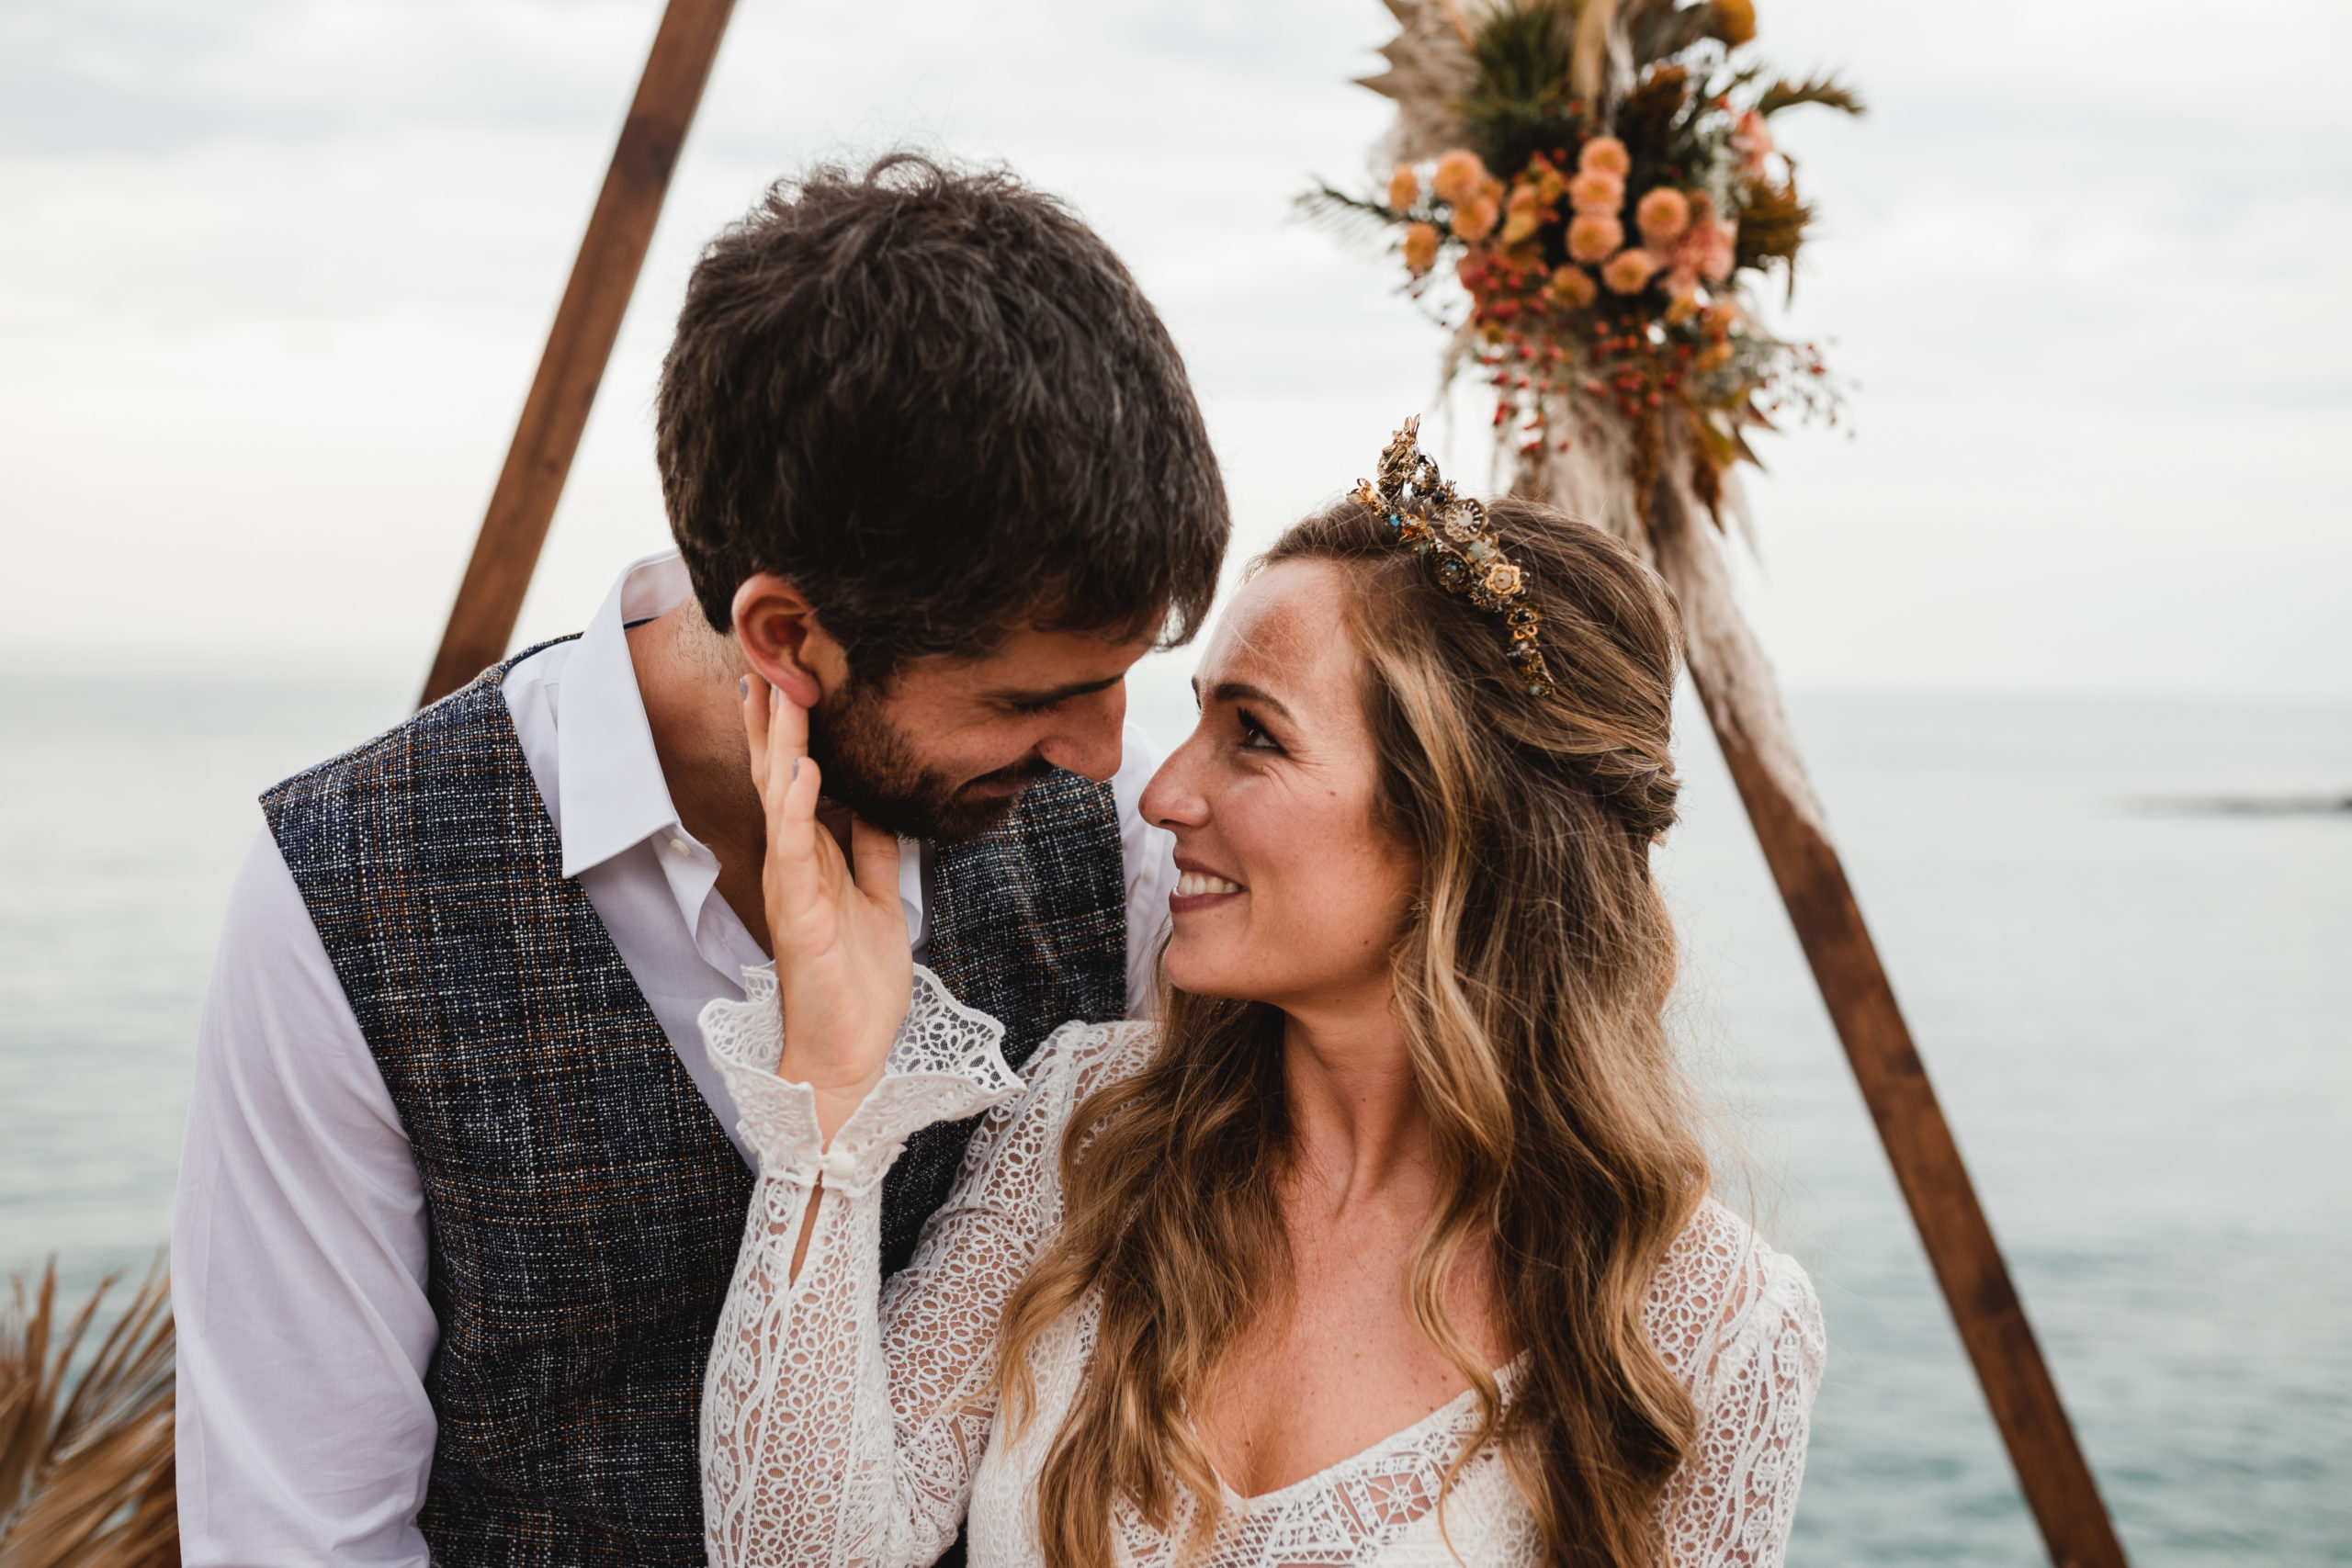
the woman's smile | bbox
[1170,857,1247,913]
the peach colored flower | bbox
[1578,136,1630,177]
[1731,109,1774,174]
[1602,247,1662,294]
[1431,150,1487,208]
[1499,184,1546,245]
[1657,190,1735,283]
[1566,212,1623,262]
[1547,265,1598,309]
[1401,221,1440,275]
[1389,164,1420,211]
[1636,187,1691,248]
[1452,196,1500,243]
[1567,169,1624,216]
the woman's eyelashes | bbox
[1234,708,1285,754]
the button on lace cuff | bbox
[699,963,1019,1197]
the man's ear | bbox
[731,573,831,710]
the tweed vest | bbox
[261,648,1127,1567]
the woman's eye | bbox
[1235,710,1283,752]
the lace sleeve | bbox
[697,962,1148,1568]
[1647,1200,1828,1568]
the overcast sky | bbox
[3,0,2347,700]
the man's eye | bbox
[1010,696,1063,716]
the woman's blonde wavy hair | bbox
[995,495,1710,1568]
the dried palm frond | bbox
[0,1261,177,1568]
[1756,73,1866,118]
[1456,2,1577,173]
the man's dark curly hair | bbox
[656,153,1229,682]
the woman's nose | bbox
[1138,737,1209,829]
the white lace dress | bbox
[699,966,1826,1568]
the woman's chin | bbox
[1160,942,1254,1003]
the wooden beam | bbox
[1647,495,2130,1568]
[420,0,740,706]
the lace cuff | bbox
[699,963,1019,1196]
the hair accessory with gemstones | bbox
[1352,417,1553,699]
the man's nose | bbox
[1035,685,1127,784]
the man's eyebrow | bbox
[1195,678,1294,720]
[983,672,1125,705]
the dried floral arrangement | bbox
[1307,0,1861,543]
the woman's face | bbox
[1139,560,1420,1015]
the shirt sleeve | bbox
[1111,721,1177,1019]
[172,826,438,1568]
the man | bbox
[173,153,1228,1566]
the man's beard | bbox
[808,681,1053,844]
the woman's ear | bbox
[732,573,830,710]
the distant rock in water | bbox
[2139,794,2352,816]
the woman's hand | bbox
[743,672,914,1146]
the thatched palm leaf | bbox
[0,1264,177,1568]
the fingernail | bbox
[739,676,749,699]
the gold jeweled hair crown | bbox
[1352,418,1554,699]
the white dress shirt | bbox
[172,552,1179,1568]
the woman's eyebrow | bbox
[1196,679,1294,720]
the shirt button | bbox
[668,836,691,856]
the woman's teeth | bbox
[1176,871,1244,897]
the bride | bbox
[697,427,1826,1568]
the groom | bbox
[173,154,1227,1567]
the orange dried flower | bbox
[1566,213,1623,262]
[1568,169,1624,215]
[1577,136,1631,178]
[1431,150,1487,208]
[1452,196,1501,243]
[1547,265,1598,308]
[1389,164,1420,210]
[1500,184,1546,245]
[1602,247,1662,294]
[1636,187,1691,248]
[1713,0,1757,48]
[1402,221,1441,275]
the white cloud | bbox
[3,0,2346,697]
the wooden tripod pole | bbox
[1647,490,2131,1568]
[420,0,740,706]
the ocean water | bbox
[0,669,2345,1564]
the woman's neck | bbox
[1278,999,1434,1209]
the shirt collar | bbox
[555,550,697,880]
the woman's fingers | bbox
[741,672,771,796]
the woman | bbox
[698,426,1826,1568]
